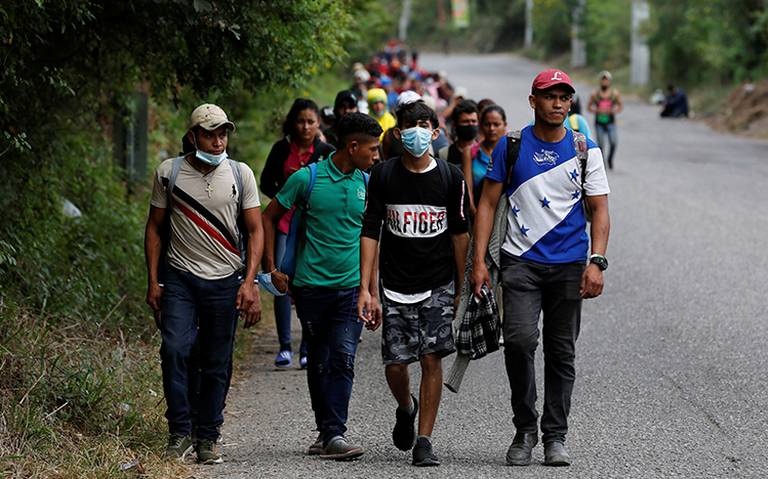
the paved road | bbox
[201,53,768,479]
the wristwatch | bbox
[589,254,608,271]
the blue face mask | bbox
[195,149,228,166]
[257,272,287,296]
[400,126,432,158]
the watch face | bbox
[591,256,608,271]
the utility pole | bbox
[571,0,587,68]
[524,0,533,49]
[630,0,650,86]
[399,0,412,41]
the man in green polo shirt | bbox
[261,112,383,461]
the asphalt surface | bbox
[200,53,768,479]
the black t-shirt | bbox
[446,143,462,166]
[361,157,470,294]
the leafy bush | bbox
[0,1,393,476]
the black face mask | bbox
[455,124,479,141]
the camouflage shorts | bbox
[381,282,456,365]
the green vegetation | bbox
[0,1,394,477]
[407,0,767,89]
[406,0,527,52]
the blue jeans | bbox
[160,265,240,440]
[275,230,307,356]
[294,286,363,444]
[595,122,617,169]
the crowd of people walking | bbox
[144,43,612,468]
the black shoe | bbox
[392,394,418,451]
[505,432,538,466]
[412,436,440,467]
[544,441,571,466]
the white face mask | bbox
[195,149,228,166]
[191,134,228,166]
[400,126,433,158]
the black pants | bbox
[500,254,583,444]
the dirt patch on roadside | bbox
[708,80,768,139]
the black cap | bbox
[334,90,358,111]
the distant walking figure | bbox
[588,71,623,170]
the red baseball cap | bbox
[532,69,575,94]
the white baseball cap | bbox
[189,103,235,131]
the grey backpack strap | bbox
[167,156,184,209]
[227,159,247,259]
[438,145,449,161]
[571,131,592,220]
[571,131,588,188]
[228,158,244,212]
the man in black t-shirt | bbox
[359,101,470,467]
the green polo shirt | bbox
[275,156,367,289]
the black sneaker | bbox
[392,394,418,451]
[412,436,440,467]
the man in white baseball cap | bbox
[190,103,236,132]
[145,103,263,464]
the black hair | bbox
[570,94,582,115]
[480,104,507,123]
[282,98,319,137]
[180,126,203,154]
[337,112,383,148]
[451,99,479,125]
[333,90,357,114]
[396,101,434,129]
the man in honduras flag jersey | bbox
[472,69,611,467]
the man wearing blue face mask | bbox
[359,101,470,467]
[144,103,264,464]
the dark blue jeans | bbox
[160,265,240,440]
[294,286,363,444]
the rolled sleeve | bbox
[150,161,173,208]
[275,166,309,210]
[584,147,611,196]
[238,163,261,209]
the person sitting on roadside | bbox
[262,112,383,461]
[144,104,263,464]
[260,99,335,369]
[660,84,690,118]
